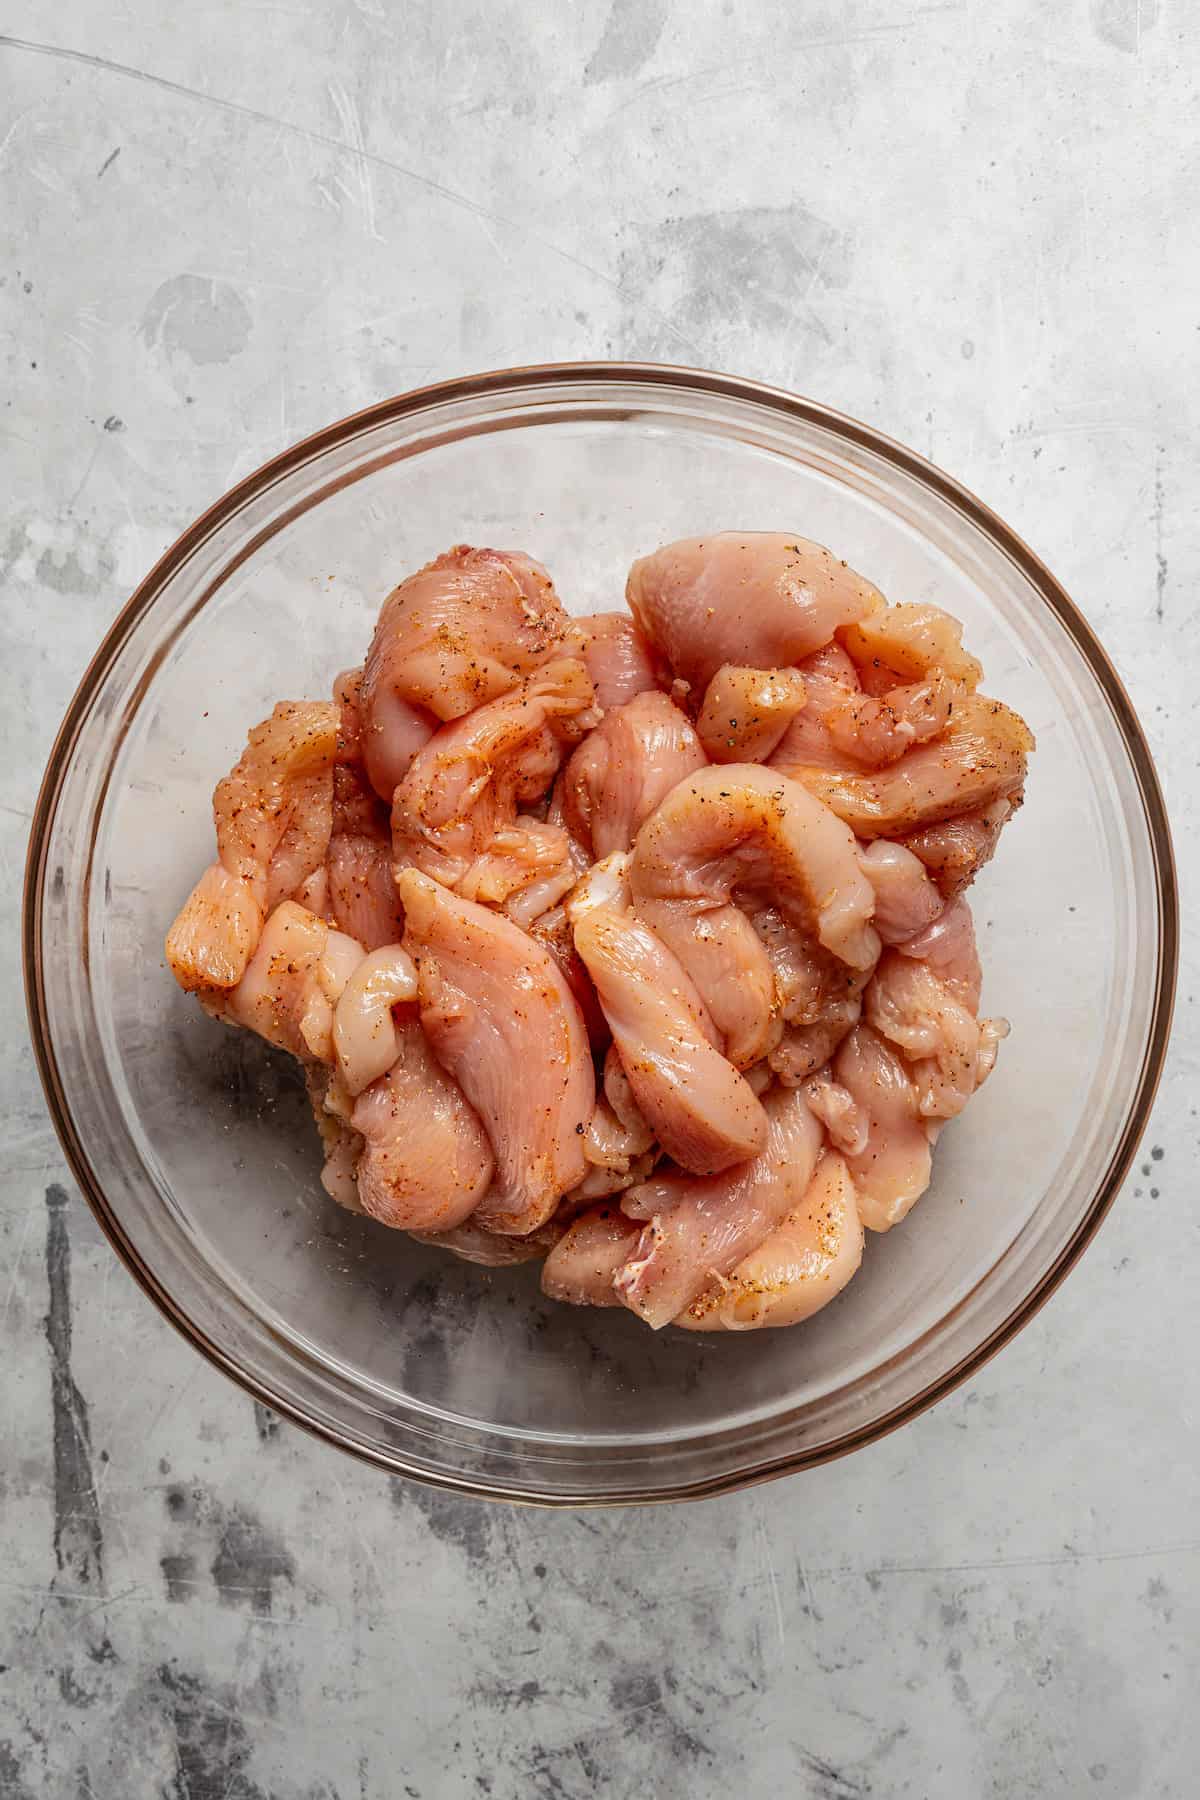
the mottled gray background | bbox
[2,3,1197,1796]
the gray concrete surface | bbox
[2,3,1197,1795]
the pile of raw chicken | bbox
[166,534,1032,1333]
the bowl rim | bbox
[22,358,1180,1505]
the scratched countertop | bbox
[2,4,1197,1796]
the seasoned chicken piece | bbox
[326,764,406,951]
[585,1087,655,1164]
[834,1025,933,1231]
[360,687,436,803]
[629,763,880,1068]
[858,840,944,945]
[897,897,982,1010]
[399,870,593,1234]
[527,901,610,1050]
[359,545,569,799]
[803,1072,868,1155]
[216,901,363,1063]
[305,1065,364,1212]
[603,1043,653,1142]
[826,667,963,768]
[503,780,591,928]
[613,1084,825,1329]
[744,902,875,1027]
[767,645,860,773]
[696,665,808,764]
[166,864,266,995]
[677,1151,863,1330]
[626,533,883,692]
[839,601,983,690]
[902,794,1020,898]
[333,944,419,1096]
[566,611,661,708]
[566,1152,660,1207]
[778,695,1033,839]
[770,642,962,771]
[542,1206,642,1307]
[568,858,768,1176]
[563,1092,658,1205]
[351,1016,494,1231]
[867,896,1007,1119]
[749,900,873,1086]
[769,1009,864,1087]
[333,666,366,764]
[166,702,339,991]
[866,951,982,1121]
[560,690,706,859]
[391,658,598,909]
[216,702,340,909]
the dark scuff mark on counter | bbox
[252,1401,281,1443]
[210,1505,296,1615]
[161,1552,198,1603]
[0,1741,36,1800]
[389,1475,493,1567]
[44,1183,104,1588]
[159,1664,270,1800]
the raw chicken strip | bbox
[166,701,339,991]
[359,544,569,799]
[564,1093,658,1205]
[217,901,363,1063]
[834,1025,933,1231]
[778,695,1033,838]
[803,1072,868,1156]
[566,611,661,708]
[399,870,593,1234]
[866,951,982,1121]
[902,794,1020,898]
[767,645,861,773]
[769,1008,864,1087]
[745,902,874,1027]
[165,864,265,995]
[566,1151,660,1207]
[333,666,367,763]
[613,1084,825,1329]
[870,896,1007,1118]
[326,764,406,951]
[333,944,419,1096]
[677,1152,863,1331]
[627,532,883,692]
[897,898,982,1010]
[527,902,610,1051]
[216,703,340,910]
[750,902,872,1086]
[603,1044,653,1142]
[352,1016,494,1231]
[542,1206,642,1307]
[839,601,983,689]
[858,840,944,945]
[391,658,598,907]
[629,763,880,1067]
[770,642,960,772]
[696,665,808,764]
[568,860,767,1176]
[561,689,706,859]
[305,1065,364,1212]
[584,1088,654,1165]
[826,668,963,768]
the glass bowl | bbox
[24,364,1177,1505]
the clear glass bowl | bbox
[24,365,1177,1504]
